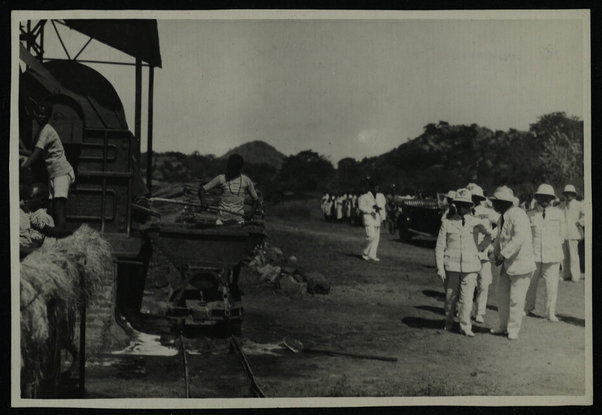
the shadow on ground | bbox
[415,305,444,315]
[557,314,585,327]
[422,289,445,301]
[401,317,443,329]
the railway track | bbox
[177,329,266,398]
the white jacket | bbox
[527,206,565,263]
[493,206,536,276]
[559,199,585,240]
[473,204,500,261]
[436,214,491,274]
[358,191,387,226]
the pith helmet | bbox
[453,188,473,204]
[563,184,577,194]
[490,186,514,203]
[467,183,485,200]
[535,184,556,198]
[446,190,456,199]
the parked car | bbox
[396,193,447,242]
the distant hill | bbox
[221,140,285,168]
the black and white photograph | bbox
[10,9,591,407]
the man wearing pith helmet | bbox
[435,188,491,337]
[489,186,535,340]
[524,184,566,322]
[559,184,585,282]
[466,183,500,324]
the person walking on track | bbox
[435,188,491,337]
[358,177,387,262]
[489,186,535,341]
[524,184,566,322]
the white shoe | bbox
[460,330,475,337]
[370,257,381,262]
[361,254,370,261]
[548,316,560,323]
[475,315,485,324]
[507,333,519,340]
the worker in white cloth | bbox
[199,153,259,225]
[21,102,74,238]
[559,184,585,282]
[466,183,500,324]
[489,186,535,340]
[358,177,387,262]
[435,188,491,336]
[524,184,566,322]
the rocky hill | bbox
[221,140,285,169]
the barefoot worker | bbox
[524,184,566,322]
[435,188,491,337]
[489,186,535,341]
[199,153,260,225]
[21,102,74,238]
[358,176,387,262]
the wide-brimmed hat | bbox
[453,188,473,205]
[563,184,577,194]
[490,186,514,203]
[466,183,485,200]
[535,184,556,198]
[446,190,456,199]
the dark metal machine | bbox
[19,18,265,337]
[396,194,448,242]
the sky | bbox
[35,15,586,164]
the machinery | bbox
[19,19,266,338]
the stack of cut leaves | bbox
[20,225,112,395]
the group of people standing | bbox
[320,193,363,225]
[436,182,585,340]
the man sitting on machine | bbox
[21,102,74,238]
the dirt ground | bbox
[82,197,586,398]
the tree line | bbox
[142,112,584,201]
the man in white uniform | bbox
[524,184,566,322]
[559,184,585,282]
[358,177,387,262]
[466,183,499,324]
[490,186,535,340]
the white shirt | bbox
[528,206,565,263]
[493,206,536,276]
[358,191,387,226]
[560,199,585,240]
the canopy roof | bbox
[62,19,162,67]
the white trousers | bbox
[525,262,560,319]
[562,240,582,281]
[495,267,533,337]
[474,261,493,317]
[445,272,477,333]
[363,224,380,259]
